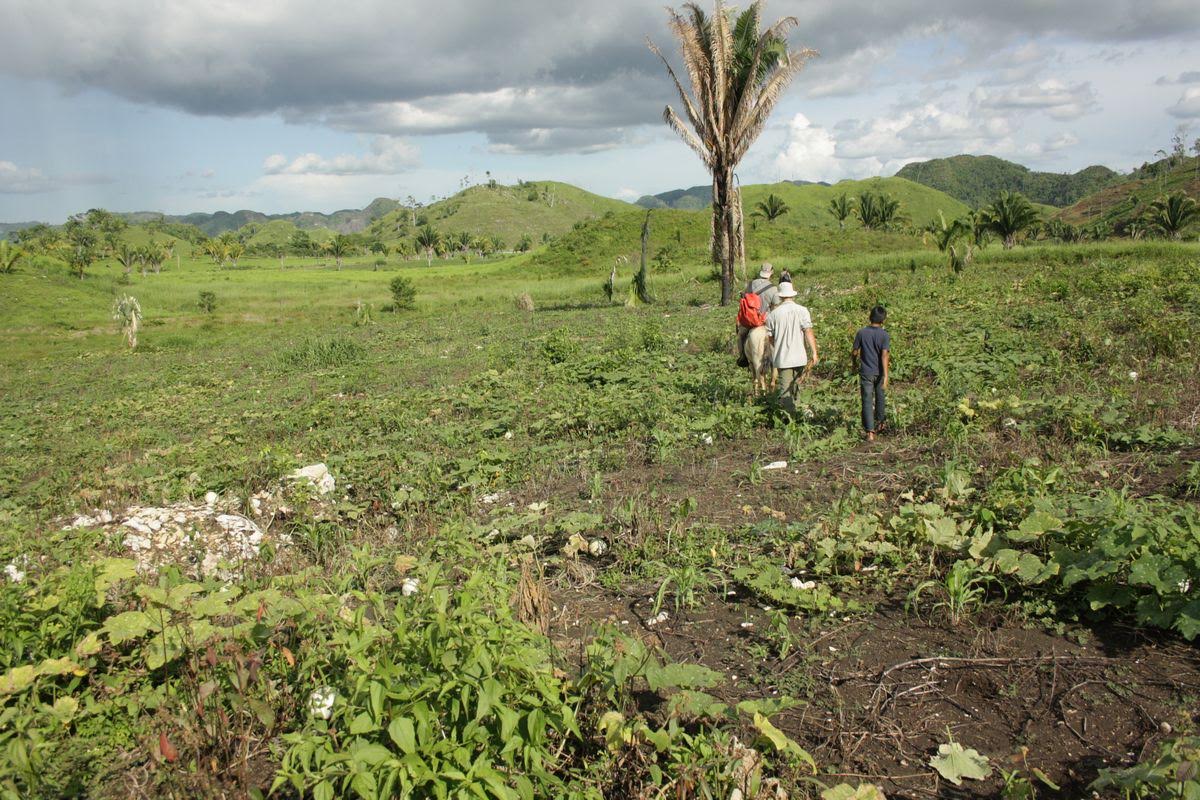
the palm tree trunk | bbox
[711,165,735,306]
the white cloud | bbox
[615,188,640,201]
[0,161,53,193]
[973,80,1099,120]
[262,137,419,176]
[1168,87,1200,118]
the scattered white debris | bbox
[790,578,816,590]
[308,687,337,720]
[1128,371,1139,382]
[67,510,115,528]
[861,565,878,573]
[1180,579,1192,594]
[701,434,714,446]
[762,461,788,471]
[527,501,549,512]
[1003,417,1018,428]
[480,492,502,505]
[503,431,514,440]
[588,539,608,557]
[288,463,336,495]
[828,646,838,653]
[401,577,420,597]
[647,611,669,627]
[740,622,754,628]
[3,560,26,583]
[204,491,219,507]
[726,590,737,597]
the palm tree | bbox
[648,0,815,305]
[328,234,353,270]
[856,192,902,230]
[981,191,1039,249]
[1146,193,1199,240]
[0,240,24,274]
[926,211,975,274]
[414,225,442,266]
[752,193,789,223]
[113,244,138,279]
[828,194,854,230]
[226,241,245,268]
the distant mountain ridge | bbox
[637,179,830,210]
[895,155,1119,208]
[118,197,401,236]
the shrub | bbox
[197,291,216,314]
[389,276,417,311]
[514,293,535,312]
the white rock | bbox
[204,491,218,506]
[740,622,754,628]
[701,434,714,446]
[762,461,788,471]
[481,492,502,505]
[401,577,420,597]
[289,463,336,495]
[790,578,816,590]
[504,431,514,440]
[647,611,669,626]
[588,539,608,557]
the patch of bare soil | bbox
[549,585,1200,798]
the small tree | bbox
[226,241,246,268]
[0,240,24,274]
[114,244,138,279]
[981,191,1039,249]
[197,291,217,313]
[112,295,142,349]
[1146,193,1200,240]
[328,234,353,270]
[828,194,854,230]
[752,193,789,223]
[62,219,99,279]
[856,192,903,230]
[516,234,533,252]
[389,275,417,311]
[414,226,441,266]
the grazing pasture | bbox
[2,239,1199,799]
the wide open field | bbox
[2,242,1200,798]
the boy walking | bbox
[852,306,890,441]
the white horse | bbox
[744,326,776,395]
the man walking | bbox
[851,305,890,442]
[736,263,780,366]
[765,281,818,415]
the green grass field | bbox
[3,236,1200,799]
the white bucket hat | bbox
[758,263,773,278]
[777,281,798,298]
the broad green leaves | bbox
[930,741,991,785]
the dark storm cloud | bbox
[2,0,1197,153]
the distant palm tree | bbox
[414,225,442,266]
[648,0,815,305]
[225,241,245,268]
[827,194,854,230]
[328,234,353,270]
[752,193,789,223]
[114,244,138,279]
[1146,193,1199,240]
[981,191,1039,249]
[856,192,902,230]
[0,240,24,274]
[926,211,974,274]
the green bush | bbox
[275,337,366,370]
[389,276,416,311]
[197,291,216,314]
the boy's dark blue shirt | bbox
[853,325,890,377]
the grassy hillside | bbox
[120,198,400,237]
[897,154,1119,208]
[1059,155,1200,229]
[740,178,970,229]
[243,219,336,248]
[371,181,634,246]
[527,205,929,277]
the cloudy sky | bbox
[1,0,1198,222]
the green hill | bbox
[896,155,1119,208]
[370,181,634,246]
[740,177,970,229]
[119,197,400,237]
[1059,155,1200,230]
[243,219,336,248]
[527,205,925,276]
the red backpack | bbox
[737,287,768,328]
